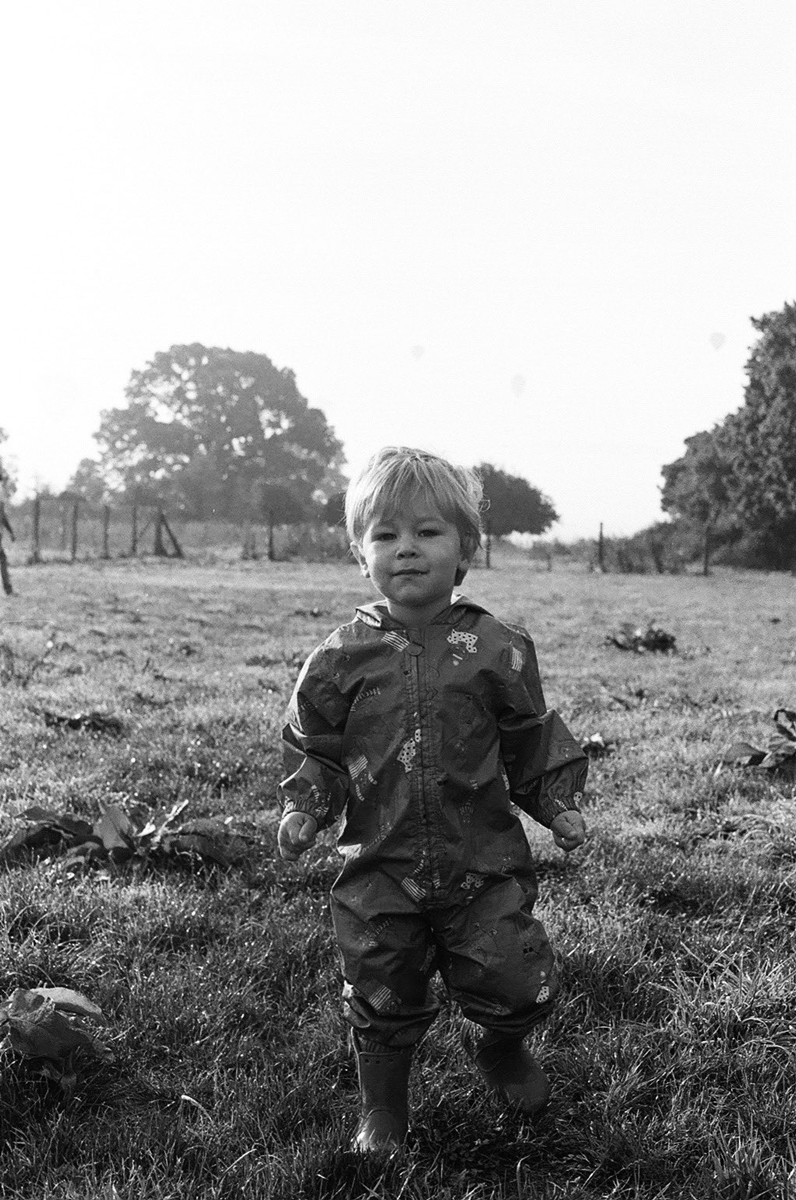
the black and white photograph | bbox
[1,2,795,1197]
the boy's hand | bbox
[550,810,586,852]
[278,811,319,861]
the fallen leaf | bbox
[94,806,137,861]
[720,741,766,767]
[0,989,97,1060]
[606,623,677,653]
[582,733,617,757]
[38,709,124,735]
[31,987,107,1023]
[773,708,796,742]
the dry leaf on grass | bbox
[582,733,617,758]
[35,708,125,735]
[718,708,796,778]
[607,623,677,653]
[0,801,251,872]
[0,986,111,1096]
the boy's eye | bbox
[419,528,441,537]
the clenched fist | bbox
[278,811,319,861]
[550,810,587,852]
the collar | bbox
[355,593,492,630]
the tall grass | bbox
[1,554,795,1198]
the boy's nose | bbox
[396,534,418,556]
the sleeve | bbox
[277,646,351,829]
[497,629,588,828]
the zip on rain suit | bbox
[278,595,588,1049]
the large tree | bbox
[93,345,346,519]
[727,302,796,555]
[660,427,736,574]
[661,301,796,569]
[477,463,558,565]
[67,457,112,505]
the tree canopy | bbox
[91,345,345,519]
[67,458,112,505]
[660,427,736,573]
[727,302,796,534]
[661,301,796,569]
[477,463,558,537]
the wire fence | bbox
[1,498,350,570]
[0,498,698,587]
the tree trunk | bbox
[648,532,665,574]
[702,522,712,576]
[268,511,275,562]
[598,522,605,572]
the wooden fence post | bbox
[0,549,11,595]
[241,522,257,560]
[598,522,605,572]
[0,502,12,594]
[153,507,167,556]
[70,499,79,562]
[160,511,184,558]
[152,506,183,558]
[102,505,111,559]
[30,495,41,563]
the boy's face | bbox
[352,492,470,627]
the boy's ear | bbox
[350,542,369,577]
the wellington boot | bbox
[473,1034,551,1116]
[352,1044,412,1155]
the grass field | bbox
[1,553,795,1199]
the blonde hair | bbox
[345,447,483,564]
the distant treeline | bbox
[522,518,791,575]
[5,493,781,576]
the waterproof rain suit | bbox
[279,595,588,1047]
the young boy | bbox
[277,447,587,1154]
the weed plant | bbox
[1,555,795,1198]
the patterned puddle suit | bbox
[279,595,588,1048]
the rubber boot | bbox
[473,1033,551,1116]
[352,1040,412,1155]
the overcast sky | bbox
[2,0,794,539]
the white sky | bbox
[2,0,794,539]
